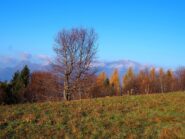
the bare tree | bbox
[53,28,97,101]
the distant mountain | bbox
[0,60,51,81]
[0,60,152,81]
[94,60,150,78]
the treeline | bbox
[0,66,61,104]
[96,67,185,97]
[0,65,185,105]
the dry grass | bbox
[0,92,185,139]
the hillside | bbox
[0,92,185,138]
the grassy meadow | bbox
[0,92,185,139]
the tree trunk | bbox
[63,77,71,101]
[63,86,71,101]
[63,89,67,100]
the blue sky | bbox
[0,0,185,68]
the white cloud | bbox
[109,64,124,69]
[0,52,51,68]
[92,61,106,67]
[20,52,32,61]
[0,55,19,68]
[36,54,51,65]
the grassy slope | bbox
[0,92,185,139]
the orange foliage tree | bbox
[25,72,60,102]
[110,69,121,96]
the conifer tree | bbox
[123,68,134,87]
[96,72,107,87]
[96,72,111,96]
[7,65,31,104]
[110,69,120,96]
[20,65,30,87]
[123,67,135,94]
[137,69,150,94]
[164,70,174,92]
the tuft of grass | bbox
[0,92,185,138]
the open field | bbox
[0,92,185,139]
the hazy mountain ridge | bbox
[0,60,152,81]
[0,60,51,81]
[94,60,151,77]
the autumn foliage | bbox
[95,67,185,97]
[94,72,113,97]
[25,72,60,102]
[1,65,185,104]
[122,67,180,95]
[110,69,121,96]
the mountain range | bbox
[0,60,152,81]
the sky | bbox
[0,0,185,68]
